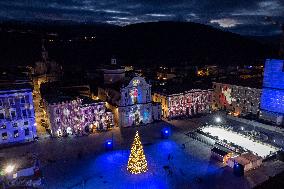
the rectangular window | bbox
[12,122,17,128]
[56,109,60,114]
[20,97,26,104]
[11,111,16,119]
[0,124,6,129]
[24,128,29,136]
[56,118,60,123]
[0,112,4,119]
[14,130,19,138]
[25,95,29,103]
[24,121,28,125]
[22,109,27,117]
[0,99,3,106]
[9,98,15,106]
[2,132,7,140]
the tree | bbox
[127,131,148,174]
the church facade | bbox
[117,77,161,127]
[98,76,161,127]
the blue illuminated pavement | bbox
[42,139,221,189]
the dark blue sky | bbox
[0,0,283,36]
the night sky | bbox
[0,0,283,36]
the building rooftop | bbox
[153,81,212,96]
[99,76,133,91]
[44,93,78,104]
[45,93,103,105]
[211,147,229,157]
[0,82,33,93]
[214,76,263,89]
[81,96,103,105]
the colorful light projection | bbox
[127,131,148,174]
[130,88,138,104]
[261,59,284,114]
[53,100,114,136]
[223,152,234,165]
[132,79,140,86]
[221,87,235,105]
[168,90,211,117]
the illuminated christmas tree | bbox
[127,131,148,174]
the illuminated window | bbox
[56,118,60,123]
[25,128,29,136]
[14,130,19,138]
[2,132,7,140]
[10,111,16,119]
[20,97,26,104]
[0,124,6,129]
[9,98,15,106]
[22,109,27,117]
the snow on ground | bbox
[42,140,220,189]
[201,126,278,157]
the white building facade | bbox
[0,88,36,144]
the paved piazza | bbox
[1,116,284,189]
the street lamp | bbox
[2,164,15,189]
[161,128,171,139]
[215,117,221,124]
[4,165,15,174]
[105,140,113,150]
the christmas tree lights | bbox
[127,131,148,174]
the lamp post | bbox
[2,164,15,189]
[215,117,222,125]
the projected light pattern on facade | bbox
[260,59,284,114]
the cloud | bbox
[146,14,174,17]
[210,18,241,28]
[0,0,282,35]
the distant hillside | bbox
[108,22,278,66]
[0,21,279,68]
